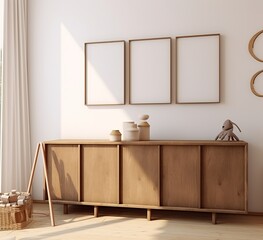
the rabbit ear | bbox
[231,121,241,132]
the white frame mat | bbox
[85,40,125,105]
[129,37,172,104]
[176,34,220,104]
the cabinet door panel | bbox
[82,145,118,203]
[46,145,79,201]
[202,146,245,210]
[161,146,200,207]
[122,146,159,206]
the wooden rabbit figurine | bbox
[215,119,241,141]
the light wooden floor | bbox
[1,203,263,240]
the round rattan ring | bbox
[248,30,263,62]
[250,70,263,97]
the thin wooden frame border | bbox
[129,37,172,105]
[84,40,126,106]
[176,33,220,104]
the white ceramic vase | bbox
[109,130,122,141]
[123,122,139,141]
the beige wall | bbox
[28,0,263,212]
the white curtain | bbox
[1,0,31,192]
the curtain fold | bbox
[1,0,31,192]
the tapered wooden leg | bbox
[212,212,217,224]
[94,206,99,217]
[27,143,55,226]
[41,143,55,226]
[147,209,151,221]
[64,204,69,214]
[27,143,40,193]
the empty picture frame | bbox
[176,34,220,103]
[129,37,172,104]
[85,40,125,105]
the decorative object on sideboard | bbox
[123,123,139,141]
[122,121,135,140]
[215,119,241,141]
[138,114,150,140]
[109,130,122,141]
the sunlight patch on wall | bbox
[60,23,83,108]
[60,23,131,139]
[85,41,125,105]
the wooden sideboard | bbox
[43,140,248,223]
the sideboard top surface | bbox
[43,139,248,146]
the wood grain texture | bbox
[46,145,80,201]
[202,146,245,210]
[161,146,200,207]
[121,145,159,206]
[81,145,118,203]
[44,140,247,217]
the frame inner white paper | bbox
[129,38,171,104]
[176,34,220,103]
[85,41,125,105]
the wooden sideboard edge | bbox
[42,139,248,146]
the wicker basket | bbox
[0,193,32,230]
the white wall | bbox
[28,0,263,212]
